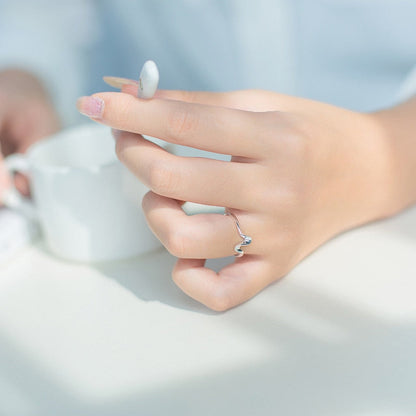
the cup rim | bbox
[26,123,119,174]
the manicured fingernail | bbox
[76,96,104,118]
[103,76,138,89]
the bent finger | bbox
[116,130,259,209]
[142,191,261,258]
[172,256,273,311]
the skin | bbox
[76,87,416,311]
[0,69,60,200]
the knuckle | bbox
[267,186,307,225]
[266,112,310,157]
[208,288,233,312]
[282,117,310,156]
[259,180,306,216]
[281,184,306,209]
[287,132,309,159]
[166,105,199,141]
[165,230,186,258]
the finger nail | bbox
[103,76,138,89]
[76,96,104,118]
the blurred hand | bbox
[0,153,11,194]
[77,88,406,311]
[0,69,60,200]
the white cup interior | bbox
[29,124,117,170]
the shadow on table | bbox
[0,282,415,416]
[92,247,232,315]
[1,206,415,415]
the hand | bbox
[0,69,60,200]
[77,88,398,311]
[0,153,11,196]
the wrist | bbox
[332,111,396,230]
[369,101,416,216]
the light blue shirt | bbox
[1,0,416,124]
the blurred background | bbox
[1,0,416,127]
[0,1,416,416]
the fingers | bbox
[122,85,300,112]
[172,256,272,311]
[142,191,261,259]
[0,154,11,203]
[155,89,294,112]
[78,92,271,158]
[116,130,259,209]
[14,172,30,197]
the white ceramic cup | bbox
[2,124,163,262]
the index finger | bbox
[121,85,299,112]
[77,92,271,158]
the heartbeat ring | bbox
[224,210,252,257]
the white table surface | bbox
[0,206,415,416]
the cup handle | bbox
[2,154,37,220]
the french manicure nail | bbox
[103,76,138,89]
[76,96,104,118]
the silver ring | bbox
[224,210,252,257]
